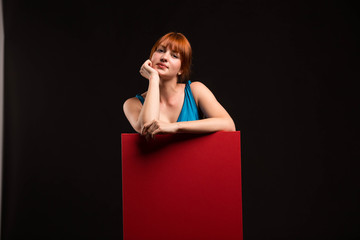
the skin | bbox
[123,44,236,139]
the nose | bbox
[160,51,169,62]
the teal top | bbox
[135,80,200,122]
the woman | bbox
[123,32,235,139]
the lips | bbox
[156,63,168,69]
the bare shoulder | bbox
[190,81,208,92]
[123,96,142,113]
[124,96,139,105]
[123,91,147,107]
[190,81,216,103]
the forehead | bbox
[157,38,180,52]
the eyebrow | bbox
[159,44,179,53]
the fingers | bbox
[139,62,148,78]
[141,121,151,135]
[151,128,161,136]
[143,120,160,134]
[141,120,161,140]
[140,60,158,80]
[141,120,154,136]
[140,60,152,73]
[145,59,152,68]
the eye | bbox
[172,53,179,58]
[156,48,164,53]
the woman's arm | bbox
[123,60,160,133]
[192,81,235,131]
[142,81,236,137]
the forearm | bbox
[137,77,160,128]
[176,117,236,133]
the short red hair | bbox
[149,32,192,83]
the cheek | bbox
[172,60,182,71]
[150,53,159,62]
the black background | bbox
[2,0,359,239]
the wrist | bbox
[149,74,160,83]
[175,122,183,133]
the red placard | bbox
[122,131,242,240]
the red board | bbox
[122,131,242,240]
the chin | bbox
[159,75,175,81]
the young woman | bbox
[123,32,235,139]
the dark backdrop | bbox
[2,0,359,239]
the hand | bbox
[139,60,159,80]
[141,120,179,140]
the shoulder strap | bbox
[177,80,200,122]
[135,94,144,105]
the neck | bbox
[159,76,180,102]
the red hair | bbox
[149,32,192,83]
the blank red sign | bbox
[122,131,242,240]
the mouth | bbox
[156,63,168,69]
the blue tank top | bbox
[135,80,200,122]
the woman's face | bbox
[151,44,182,80]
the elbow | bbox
[224,118,236,132]
[136,122,146,135]
[134,120,147,135]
